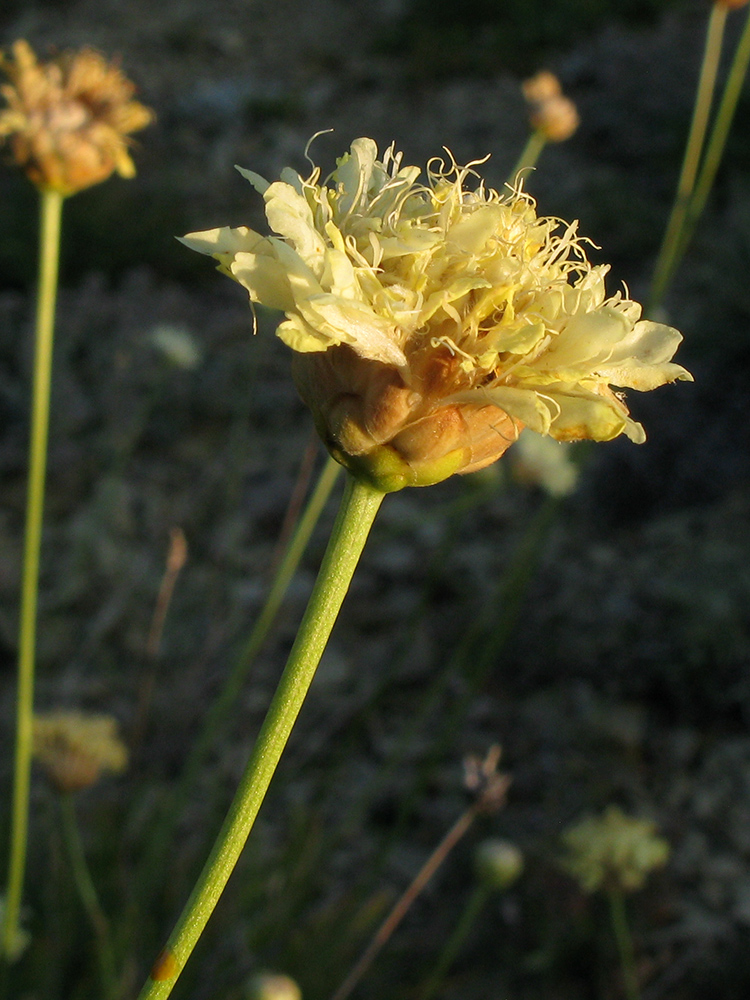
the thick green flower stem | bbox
[680,5,750,261]
[137,473,384,1000]
[2,187,64,961]
[59,793,118,999]
[648,1,728,315]
[608,888,641,1000]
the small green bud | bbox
[474,838,524,891]
[245,972,302,1000]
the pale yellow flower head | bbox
[33,710,128,793]
[561,805,670,894]
[182,138,691,492]
[0,40,153,195]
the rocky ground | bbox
[1,1,750,998]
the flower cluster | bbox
[561,805,670,894]
[0,40,152,195]
[183,138,691,492]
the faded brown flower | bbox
[0,40,153,195]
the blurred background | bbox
[1,0,750,998]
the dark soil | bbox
[2,2,750,999]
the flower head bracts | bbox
[183,139,691,491]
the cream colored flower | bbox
[33,710,128,793]
[561,805,670,894]
[182,138,691,492]
[0,40,153,195]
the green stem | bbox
[59,793,119,998]
[417,883,491,1000]
[648,2,728,314]
[680,4,750,257]
[137,455,341,893]
[608,888,640,1000]
[508,131,547,184]
[136,473,384,1000]
[2,187,64,961]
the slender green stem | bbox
[508,130,547,184]
[608,888,640,1000]
[680,4,750,257]
[136,455,342,893]
[59,793,119,998]
[2,187,64,961]
[136,473,384,1000]
[648,2,728,314]
[418,883,491,1000]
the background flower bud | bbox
[474,838,525,891]
[246,972,302,1000]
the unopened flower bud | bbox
[246,972,302,1000]
[33,710,128,793]
[0,40,152,195]
[474,838,524,891]
[523,71,579,142]
[522,70,561,104]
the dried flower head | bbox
[523,71,579,142]
[182,138,691,492]
[561,805,670,894]
[463,744,511,813]
[0,40,153,195]
[33,710,128,793]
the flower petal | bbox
[545,387,629,442]
[263,181,327,272]
[229,251,295,311]
[179,226,265,258]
